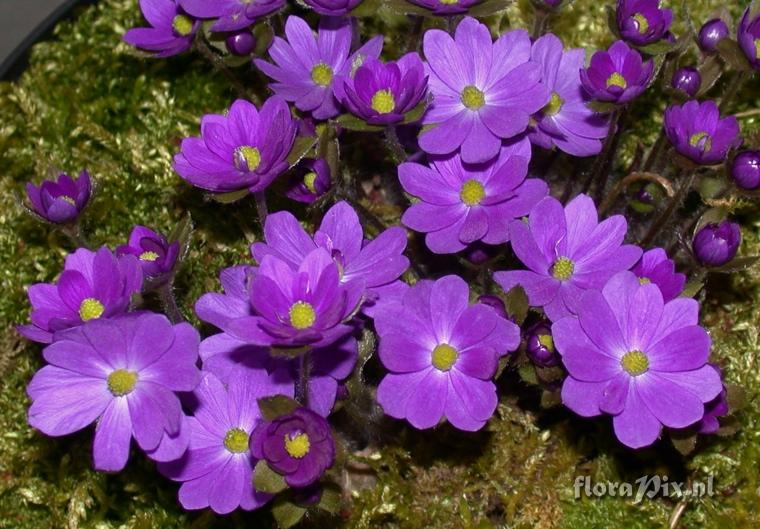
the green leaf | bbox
[468,0,513,17]
[504,285,529,325]
[669,429,697,455]
[168,212,193,262]
[636,39,675,56]
[269,345,311,359]
[717,39,753,72]
[271,498,307,529]
[316,483,342,514]
[697,55,724,97]
[253,22,275,57]
[605,5,620,38]
[287,134,319,168]
[334,114,384,132]
[401,98,429,125]
[680,280,704,298]
[207,188,249,204]
[257,395,300,421]
[586,100,618,114]
[253,460,288,494]
[712,256,760,274]
[351,0,384,17]
[518,364,539,386]
[697,176,726,201]
[383,0,432,16]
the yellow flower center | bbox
[303,172,318,194]
[689,131,712,153]
[284,432,311,458]
[60,195,76,205]
[371,89,396,114]
[224,428,249,453]
[537,334,554,351]
[461,85,485,110]
[606,72,628,89]
[79,298,105,321]
[431,343,458,371]
[234,146,261,172]
[621,350,649,377]
[440,0,459,4]
[460,179,486,206]
[289,301,316,330]
[632,13,649,34]
[107,369,138,397]
[311,63,333,87]
[638,277,651,285]
[543,92,563,116]
[551,257,574,281]
[755,39,760,60]
[172,14,194,37]
[139,251,159,262]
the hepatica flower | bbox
[738,7,760,71]
[616,0,673,46]
[664,100,741,166]
[117,225,179,282]
[408,0,482,15]
[285,158,332,204]
[18,247,143,344]
[254,16,383,120]
[631,248,685,302]
[399,137,548,254]
[174,97,297,193]
[529,33,609,157]
[303,0,363,16]
[180,0,284,32]
[123,0,198,58]
[554,272,723,449]
[580,41,654,104]
[27,313,201,471]
[25,170,91,224]
[419,17,549,164]
[374,276,520,431]
[334,53,428,125]
[494,194,642,321]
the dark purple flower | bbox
[117,225,180,281]
[374,276,520,431]
[254,16,383,120]
[123,0,198,57]
[664,100,741,165]
[285,158,332,204]
[632,247,685,302]
[174,97,297,193]
[400,137,547,254]
[693,220,741,267]
[334,53,428,125]
[525,321,559,367]
[528,33,609,157]
[555,271,722,449]
[580,41,654,104]
[671,67,701,97]
[18,247,143,344]
[419,18,550,164]
[464,243,499,264]
[25,170,91,224]
[616,0,673,46]
[732,150,760,190]
[738,7,760,70]
[180,0,284,32]
[225,30,256,56]
[408,0,482,15]
[697,370,729,434]
[27,313,201,471]
[698,18,729,53]
[303,0,363,16]
[494,194,642,321]
[159,369,289,513]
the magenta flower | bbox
[738,7,760,70]
[303,0,363,16]
[254,16,383,120]
[664,100,741,166]
[419,18,549,164]
[18,247,143,344]
[285,158,332,204]
[123,0,198,57]
[25,170,91,224]
[494,194,642,321]
[27,313,201,471]
[374,276,520,431]
[159,369,290,514]
[616,0,673,46]
[334,53,428,125]
[180,0,284,32]
[399,137,547,254]
[408,0,482,14]
[554,271,723,448]
[116,225,180,282]
[174,97,297,193]
[631,248,685,302]
[528,33,609,157]
[580,41,654,104]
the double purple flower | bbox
[664,100,741,166]
[123,0,198,57]
[117,225,179,282]
[616,0,673,46]
[285,158,332,204]
[738,7,760,70]
[180,0,284,32]
[580,41,654,104]
[25,170,91,225]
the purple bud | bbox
[698,18,729,53]
[25,170,91,224]
[732,150,760,190]
[477,294,510,321]
[693,220,741,267]
[526,322,559,367]
[671,67,701,97]
[464,243,498,264]
[225,31,256,56]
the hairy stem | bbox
[254,190,268,226]
[641,172,695,247]
[59,223,90,249]
[598,171,675,217]
[194,37,253,103]
[384,125,407,165]
[296,352,311,407]
[584,107,626,202]
[719,71,749,113]
[157,282,184,323]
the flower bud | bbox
[731,150,760,190]
[225,31,256,56]
[693,220,741,267]
[671,67,701,97]
[525,322,559,367]
[698,18,729,53]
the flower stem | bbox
[254,190,268,226]
[296,352,311,407]
[641,171,695,247]
[157,282,184,324]
[59,223,90,249]
[598,171,675,217]
[584,107,626,202]
[384,126,407,165]
[531,9,549,39]
[194,36,253,103]
[719,71,749,113]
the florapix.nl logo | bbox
[573,475,715,503]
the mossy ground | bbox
[0,1,759,528]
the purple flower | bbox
[693,220,741,267]
[27,313,201,471]
[525,321,559,367]
[123,0,198,57]
[399,137,547,254]
[159,369,289,514]
[580,41,654,104]
[254,16,383,120]
[251,201,409,316]
[664,101,741,166]
[285,158,332,204]
[616,0,673,46]
[18,247,143,344]
[631,248,685,302]
[373,276,520,431]
[419,18,549,164]
[303,0,363,16]
[698,18,729,53]
[174,97,297,193]
[554,271,722,448]
[117,225,180,281]
[697,370,729,434]
[180,0,284,32]
[738,7,760,71]
[407,0,482,15]
[333,53,428,125]
[528,34,609,157]
[671,67,701,98]
[732,150,760,190]
[250,407,335,488]
[494,194,642,321]
[25,170,91,224]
